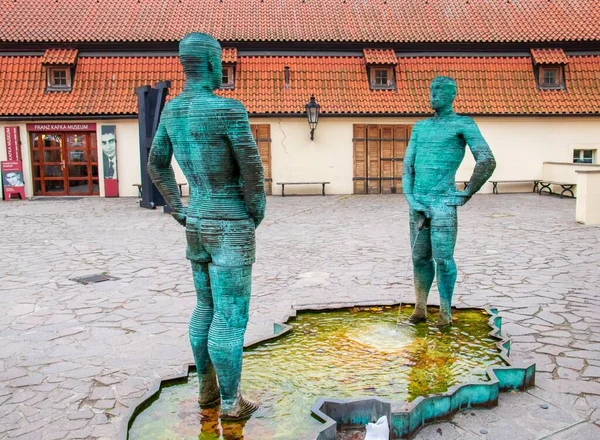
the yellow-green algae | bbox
[128,306,505,440]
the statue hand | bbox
[410,200,431,218]
[171,207,187,227]
[446,191,471,206]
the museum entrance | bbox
[28,124,99,196]
[353,124,412,194]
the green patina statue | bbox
[403,76,496,327]
[148,33,266,420]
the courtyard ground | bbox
[1,194,599,439]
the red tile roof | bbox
[531,48,569,65]
[0,54,599,117]
[41,49,78,66]
[222,48,238,64]
[363,49,398,65]
[0,0,599,44]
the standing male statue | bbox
[148,33,266,420]
[402,76,496,326]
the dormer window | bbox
[372,67,393,88]
[41,48,78,92]
[539,66,562,89]
[221,47,238,90]
[530,48,568,90]
[48,67,71,89]
[221,64,235,89]
[363,48,397,91]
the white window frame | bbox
[369,66,395,90]
[538,65,564,90]
[573,149,597,164]
[221,64,235,89]
[47,67,72,90]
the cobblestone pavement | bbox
[1,194,599,440]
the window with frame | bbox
[539,66,563,89]
[221,65,235,89]
[369,67,394,90]
[573,149,596,164]
[47,67,71,90]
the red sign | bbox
[4,126,22,161]
[2,161,25,201]
[26,123,97,132]
[101,125,119,197]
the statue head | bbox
[179,32,222,91]
[429,76,457,112]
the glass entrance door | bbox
[65,133,99,195]
[31,132,99,196]
[32,133,67,195]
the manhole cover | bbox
[70,274,118,284]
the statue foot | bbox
[409,308,427,323]
[199,393,221,408]
[220,395,259,421]
[198,372,221,408]
[436,313,452,327]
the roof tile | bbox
[222,47,238,63]
[531,48,569,65]
[0,0,599,44]
[0,54,598,117]
[41,49,79,66]
[363,49,397,65]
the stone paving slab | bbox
[545,420,600,440]
[450,391,582,440]
[0,194,599,439]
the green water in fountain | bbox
[128,306,506,440]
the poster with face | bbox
[3,170,24,187]
[2,161,26,200]
[101,125,117,179]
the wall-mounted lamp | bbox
[305,94,321,141]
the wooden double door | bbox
[30,132,99,196]
[353,124,412,194]
[250,124,273,195]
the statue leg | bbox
[207,264,258,420]
[430,207,458,326]
[409,210,435,323]
[186,216,221,408]
[189,261,220,407]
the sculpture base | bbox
[126,305,534,440]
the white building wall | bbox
[97,119,188,198]
[576,170,600,224]
[465,116,600,193]
[251,116,600,195]
[2,116,599,198]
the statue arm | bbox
[228,102,266,227]
[148,121,186,224]
[402,125,428,213]
[462,118,497,196]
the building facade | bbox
[1,0,599,198]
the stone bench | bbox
[133,182,187,198]
[276,182,330,197]
[489,180,541,194]
[538,181,576,198]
